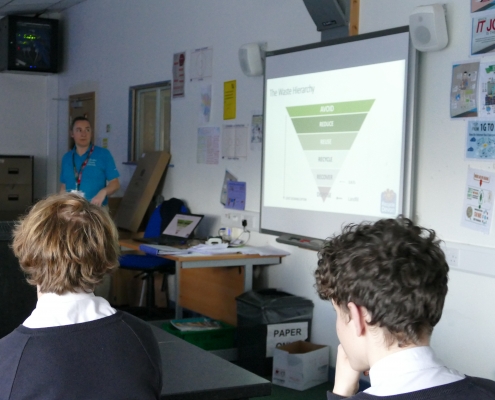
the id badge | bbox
[70,190,85,198]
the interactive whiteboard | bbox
[261,27,417,243]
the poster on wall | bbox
[190,47,213,81]
[250,114,263,151]
[223,80,236,120]
[200,83,212,123]
[222,124,248,160]
[472,0,495,13]
[462,167,495,234]
[479,61,495,117]
[466,120,495,159]
[172,52,186,98]
[450,61,479,118]
[220,170,237,205]
[197,127,220,164]
[225,181,246,210]
[471,12,495,55]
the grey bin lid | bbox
[236,289,314,309]
[236,289,314,326]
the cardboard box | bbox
[107,196,122,220]
[114,151,170,232]
[272,341,329,391]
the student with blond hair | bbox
[315,217,495,399]
[0,193,162,399]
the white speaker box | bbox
[409,4,448,52]
[239,43,264,77]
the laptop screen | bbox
[162,213,203,238]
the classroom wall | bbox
[359,0,495,379]
[0,73,58,199]
[44,0,495,379]
[55,0,321,202]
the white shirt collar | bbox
[365,346,465,396]
[23,291,116,328]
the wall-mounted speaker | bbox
[239,43,265,77]
[409,4,448,52]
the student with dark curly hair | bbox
[0,193,162,400]
[315,217,495,399]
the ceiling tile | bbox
[8,0,56,5]
[47,0,85,10]
[0,0,86,16]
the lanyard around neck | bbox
[72,144,95,191]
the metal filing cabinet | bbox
[0,155,34,220]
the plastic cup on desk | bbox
[218,228,232,243]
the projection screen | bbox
[261,26,418,242]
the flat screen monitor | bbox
[0,15,60,73]
[261,26,417,243]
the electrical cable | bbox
[229,219,250,247]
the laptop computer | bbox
[137,213,204,246]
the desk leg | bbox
[175,260,183,319]
[244,262,254,292]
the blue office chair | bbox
[119,199,188,318]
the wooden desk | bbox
[119,239,283,325]
[151,326,271,399]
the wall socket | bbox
[221,209,259,231]
[445,247,459,268]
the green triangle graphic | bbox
[287,99,375,202]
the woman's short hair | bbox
[315,216,449,347]
[12,192,120,294]
[71,116,91,131]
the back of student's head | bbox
[12,192,120,294]
[315,216,449,347]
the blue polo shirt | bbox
[60,145,119,206]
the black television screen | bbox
[0,16,59,73]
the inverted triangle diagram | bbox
[286,99,375,201]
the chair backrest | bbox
[143,198,189,238]
[143,206,163,238]
[159,198,189,233]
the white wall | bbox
[360,0,495,379]
[0,73,57,200]
[57,1,321,201]
[47,0,495,380]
